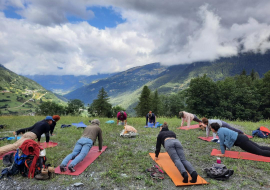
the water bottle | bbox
[217,157,221,164]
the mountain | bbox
[0,64,66,115]
[64,51,270,115]
[24,73,114,95]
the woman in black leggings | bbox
[211,123,270,157]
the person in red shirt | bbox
[117,111,127,125]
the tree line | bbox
[135,69,270,121]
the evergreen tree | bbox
[151,90,161,116]
[240,69,247,76]
[66,99,85,115]
[250,69,260,81]
[91,87,112,117]
[135,85,151,117]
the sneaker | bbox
[60,165,67,172]
[150,172,164,179]
[146,164,164,173]
[68,165,76,172]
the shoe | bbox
[146,165,164,173]
[182,172,188,183]
[150,172,164,179]
[35,169,49,180]
[68,165,76,172]
[60,165,67,172]
[190,171,198,183]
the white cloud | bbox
[1,0,270,75]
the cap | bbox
[45,116,55,121]
[52,115,60,122]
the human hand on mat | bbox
[154,157,159,161]
[215,154,224,157]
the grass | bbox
[0,116,270,189]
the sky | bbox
[0,0,270,76]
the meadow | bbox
[0,116,270,190]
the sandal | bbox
[150,172,164,179]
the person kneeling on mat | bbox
[154,122,198,183]
[60,119,103,172]
[211,123,270,157]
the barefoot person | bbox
[154,122,198,183]
[179,111,202,128]
[211,123,270,157]
[0,116,54,156]
[60,119,103,172]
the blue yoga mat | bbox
[72,122,87,128]
[144,122,160,128]
[7,137,21,140]
[105,120,115,124]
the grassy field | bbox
[0,116,270,189]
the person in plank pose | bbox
[59,119,103,172]
[179,111,202,128]
[0,116,54,156]
[155,122,198,183]
[211,123,270,157]
[201,118,244,141]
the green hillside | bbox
[64,51,270,116]
[0,64,67,115]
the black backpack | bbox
[21,155,47,177]
[204,163,234,181]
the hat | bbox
[91,119,100,126]
[52,115,60,122]
[45,116,55,121]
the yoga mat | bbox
[106,120,115,124]
[72,122,87,128]
[149,153,208,186]
[0,151,16,160]
[211,149,270,162]
[177,124,200,130]
[55,146,107,176]
[39,142,58,149]
[7,137,21,140]
[145,122,160,128]
[198,135,253,142]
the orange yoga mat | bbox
[55,146,107,176]
[199,135,253,142]
[177,124,200,130]
[149,153,208,186]
[211,149,270,162]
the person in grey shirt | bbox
[201,118,244,140]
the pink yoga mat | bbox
[211,149,270,162]
[39,142,58,148]
[198,135,253,142]
[55,146,107,176]
[177,124,200,130]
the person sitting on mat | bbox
[60,119,103,172]
[201,118,244,140]
[146,111,156,127]
[211,123,270,157]
[0,116,54,156]
[179,111,202,128]
[154,122,198,183]
[117,111,127,125]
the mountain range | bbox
[63,51,270,114]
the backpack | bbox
[252,126,270,138]
[204,163,234,181]
[21,154,47,177]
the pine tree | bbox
[152,90,161,116]
[91,87,112,117]
[135,85,151,117]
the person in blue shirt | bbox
[211,123,270,157]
